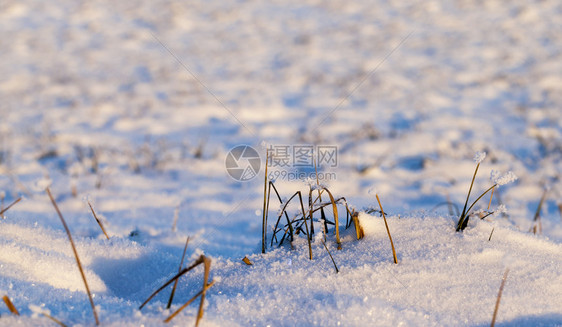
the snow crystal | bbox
[34,178,52,191]
[490,170,517,186]
[473,151,486,164]
[493,204,508,216]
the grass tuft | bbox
[46,188,99,325]
[264,178,364,262]
[456,153,516,232]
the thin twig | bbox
[47,188,99,325]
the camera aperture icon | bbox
[225,145,261,181]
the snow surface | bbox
[1,0,561,326]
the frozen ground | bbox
[1,0,561,326]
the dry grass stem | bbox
[139,255,205,310]
[2,295,19,315]
[163,280,215,324]
[167,236,190,309]
[491,268,509,327]
[0,197,22,217]
[351,211,364,240]
[376,194,398,264]
[42,312,68,327]
[46,188,99,325]
[261,149,270,253]
[530,188,547,234]
[87,201,110,240]
[195,256,211,326]
[321,239,339,273]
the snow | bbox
[1,0,561,326]
[474,151,487,164]
[491,170,518,186]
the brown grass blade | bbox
[313,157,328,237]
[262,149,270,253]
[531,188,547,234]
[2,295,19,315]
[268,181,294,246]
[167,236,190,309]
[163,280,215,324]
[0,197,22,217]
[46,188,99,325]
[87,201,109,240]
[195,256,211,327]
[487,187,495,211]
[242,256,253,265]
[491,268,509,327]
[376,194,398,264]
[139,255,205,310]
[351,211,364,240]
[316,187,341,249]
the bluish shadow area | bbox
[90,251,176,302]
[475,313,562,327]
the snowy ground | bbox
[1,0,561,326]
